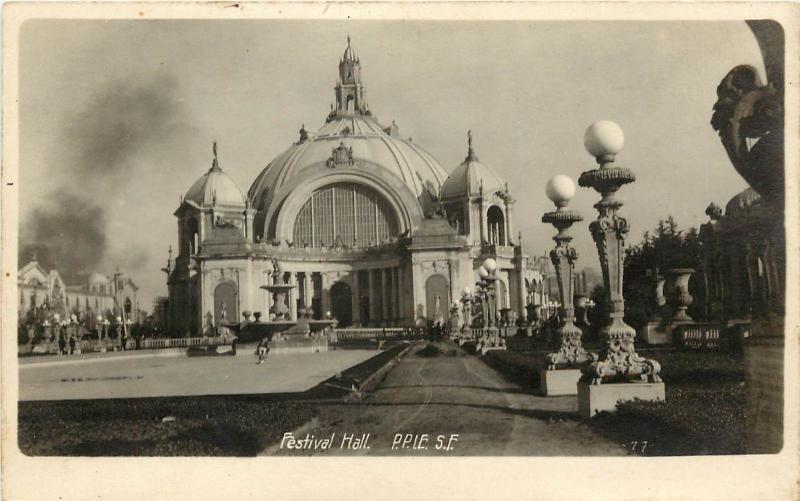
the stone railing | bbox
[456,327,515,340]
[674,324,722,350]
[334,328,422,341]
[22,336,233,355]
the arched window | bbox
[487,206,506,245]
[293,183,399,248]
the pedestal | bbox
[641,321,671,345]
[539,368,581,396]
[578,381,665,418]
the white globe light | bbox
[53,314,60,320]
[584,120,625,157]
[462,286,472,295]
[478,266,489,278]
[96,315,102,322]
[116,316,122,323]
[545,175,576,203]
[483,258,498,272]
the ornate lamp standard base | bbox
[576,121,664,414]
[540,324,598,396]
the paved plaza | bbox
[19,349,377,401]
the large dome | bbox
[248,39,448,218]
[248,116,448,213]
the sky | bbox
[18,20,765,308]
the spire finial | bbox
[211,141,221,171]
[347,34,351,47]
[466,129,477,161]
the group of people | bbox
[56,331,78,355]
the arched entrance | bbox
[496,279,508,310]
[425,274,450,325]
[330,281,353,327]
[214,282,237,326]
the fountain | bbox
[231,260,337,348]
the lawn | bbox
[18,395,317,456]
[483,347,747,456]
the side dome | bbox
[725,187,761,218]
[440,131,505,200]
[185,143,245,207]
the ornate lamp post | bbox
[542,175,595,372]
[577,120,663,415]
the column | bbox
[289,271,298,321]
[392,268,400,325]
[397,265,406,325]
[412,263,424,322]
[368,269,378,326]
[303,272,313,310]
[321,273,331,318]
[263,265,272,318]
[245,258,253,314]
[351,270,361,326]
[381,268,389,326]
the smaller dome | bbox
[88,272,108,285]
[184,143,245,207]
[440,131,505,200]
[725,187,761,218]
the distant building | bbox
[165,39,551,335]
[18,257,140,327]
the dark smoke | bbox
[65,75,185,178]
[20,73,188,281]
[20,192,107,283]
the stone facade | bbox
[165,40,550,335]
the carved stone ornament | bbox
[711,65,784,203]
[546,327,597,370]
[326,141,356,168]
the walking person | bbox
[68,335,76,355]
[58,334,66,356]
[256,339,270,364]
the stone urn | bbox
[664,268,694,322]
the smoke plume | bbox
[20,73,189,283]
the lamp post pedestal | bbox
[576,122,664,417]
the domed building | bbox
[165,39,549,335]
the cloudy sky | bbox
[19,20,764,307]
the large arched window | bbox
[293,182,399,248]
[487,205,506,245]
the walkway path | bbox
[271,344,628,456]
